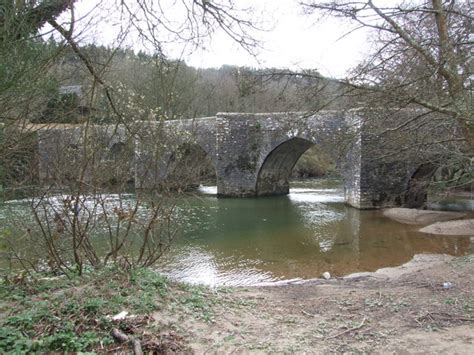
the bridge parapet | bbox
[32,109,462,209]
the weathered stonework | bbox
[36,110,459,209]
[36,124,134,187]
[134,117,217,189]
[214,112,350,198]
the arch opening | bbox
[404,163,437,208]
[102,141,135,187]
[256,137,333,196]
[405,162,473,209]
[165,143,216,192]
[413,161,474,210]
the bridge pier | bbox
[214,112,356,199]
[214,112,435,209]
[34,111,452,210]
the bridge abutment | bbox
[33,110,455,210]
[215,113,264,197]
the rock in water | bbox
[322,272,331,280]
[383,208,465,225]
[419,219,474,235]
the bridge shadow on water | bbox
[0,180,471,286]
[156,182,473,286]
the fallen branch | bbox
[432,312,473,322]
[111,328,129,343]
[438,316,474,322]
[132,338,143,355]
[325,317,367,340]
[111,328,143,355]
[301,309,317,317]
[417,312,474,323]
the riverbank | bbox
[1,253,473,353]
[182,254,474,353]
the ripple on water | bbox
[157,247,278,286]
[289,188,345,204]
[156,183,473,286]
[1,180,473,286]
[197,185,218,195]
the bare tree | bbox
[301,0,473,151]
[1,0,260,276]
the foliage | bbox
[31,43,339,122]
[179,284,217,323]
[0,1,73,41]
[0,38,61,125]
[34,89,80,124]
[292,146,337,178]
[302,0,473,182]
[0,267,236,352]
[0,267,168,352]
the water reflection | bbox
[155,182,473,286]
[1,180,472,286]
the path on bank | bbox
[1,254,472,353]
[156,254,474,353]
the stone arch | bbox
[165,142,217,190]
[105,140,134,164]
[102,141,135,186]
[404,163,437,208]
[109,141,126,159]
[256,137,315,196]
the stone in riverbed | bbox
[383,208,466,225]
[322,272,331,280]
[419,219,474,236]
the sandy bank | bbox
[177,253,474,353]
[383,208,466,225]
[419,219,474,235]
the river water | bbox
[155,179,473,286]
[1,179,472,286]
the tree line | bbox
[28,41,346,124]
[0,0,472,281]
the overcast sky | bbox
[188,1,371,78]
[68,0,372,78]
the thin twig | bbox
[420,312,474,322]
[301,309,318,317]
[325,317,367,340]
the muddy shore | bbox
[164,253,474,353]
[1,253,472,353]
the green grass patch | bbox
[0,267,170,352]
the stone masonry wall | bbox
[35,110,459,209]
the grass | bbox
[180,288,216,322]
[0,267,240,353]
[3,254,470,353]
[449,253,474,270]
[174,283,241,323]
[0,267,170,352]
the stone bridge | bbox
[36,110,452,209]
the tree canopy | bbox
[302,0,473,150]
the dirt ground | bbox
[157,254,474,353]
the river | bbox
[155,179,473,286]
[1,179,472,286]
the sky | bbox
[184,1,370,78]
[66,0,372,78]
